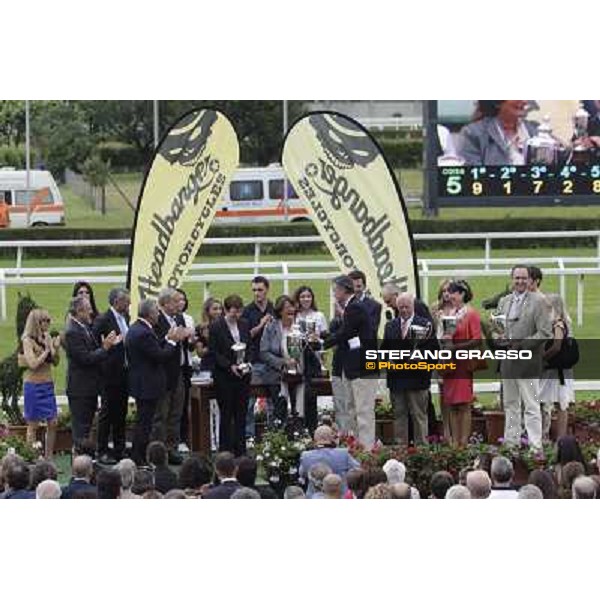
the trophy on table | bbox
[286,324,304,375]
[525,115,562,166]
[231,342,251,375]
[571,102,591,165]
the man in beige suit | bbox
[497,265,552,449]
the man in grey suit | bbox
[496,265,552,449]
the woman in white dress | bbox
[539,294,575,441]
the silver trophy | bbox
[525,115,562,166]
[572,102,591,164]
[410,322,431,340]
[286,324,304,375]
[441,315,458,336]
[491,312,507,336]
[231,342,251,375]
[305,315,317,335]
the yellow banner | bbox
[282,112,419,302]
[127,109,239,314]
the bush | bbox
[96,141,144,171]
[378,139,423,168]
[0,145,25,169]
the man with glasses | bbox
[242,276,274,435]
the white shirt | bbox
[226,319,240,343]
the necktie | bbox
[401,320,409,339]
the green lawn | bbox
[1,245,598,394]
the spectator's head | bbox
[466,470,492,499]
[69,295,93,325]
[223,295,244,322]
[143,490,163,499]
[251,276,270,304]
[491,456,514,487]
[556,436,586,468]
[146,441,168,468]
[36,479,61,499]
[391,483,412,499]
[164,489,187,499]
[22,309,53,344]
[157,288,178,316]
[511,264,530,294]
[381,283,401,310]
[138,299,160,325]
[273,295,296,322]
[0,454,22,490]
[518,484,544,499]
[174,288,188,314]
[132,468,155,496]
[294,286,318,312]
[116,459,137,492]
[364,467,388,489]
[97,468,122,499]
[108,287,130,316]
[72,455,94,482]
[364,483,393,499]
[236,457,257,488]
[313,425,336,448]
[202,298,223,324]
[396,293,415,321]
[215,452,237,481]
[527,266,543,292]
[346,468,367,499]
[382,459,406,485]
[448,279,473,306]
[231,487,261,499]
[474,101,527,123]
[30,459,58,489]
[332,275,354,304]
[178,456,213,491]
[573,476,597,499]
[322,474,343,499]
[473,452,493,475]
[430,471,455,499]
[445,485,471,499]
[560,461,586,492]
[348,270,367,296]
[528,469,557,499]
[436,279,453,307]
[308,462,332,493]
[284,486,306,499]
[5,459,30,492]
[72,281,98,316]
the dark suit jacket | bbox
[202,479,242,499]
[154,466,178,495]
[360,295,382,337]
[208,317,251,383]
[381,314,439,391]
[125,320,177,400]
[92,309,129,387]
[153,311,182,391]
[64,318,108,397]
[61,479,97,499]
[323,297,374,380]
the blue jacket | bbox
[299,447,360,497]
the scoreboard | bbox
[437,164,600,205]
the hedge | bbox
[377,139,423,168]
[95,141,145,171]
[0,145,26,169]
[1,219,598,259]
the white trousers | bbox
[503,378,542,449]
[333,374,376,448]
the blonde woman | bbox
[540,294,575,440]
[19,309,61,458]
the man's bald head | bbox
[572,476,597,499]
[466,470,492,499]
[314,425,335,447]
[36,479,62,499]
[396,293,415,320]
[72,455,94,481]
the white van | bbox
[0,168,65,227]
[215,164,311,224]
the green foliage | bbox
[82,154,110,188]
[16,292,39,340]
[0,101,25,146]
[378,139,423,168]
[95,141,144,170]
[0,144,25,168]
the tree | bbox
[82,153,111,214]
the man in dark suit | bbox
[64,296,121,452]
[349,270,382,337]
[152,288,187,465]
[92,287,130,463]
[322,275,376,448]
[61,455,97,499]
[209,294,251,457]
[203,452,242,499]
[382,293,439,446]
[125,298,181,466]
